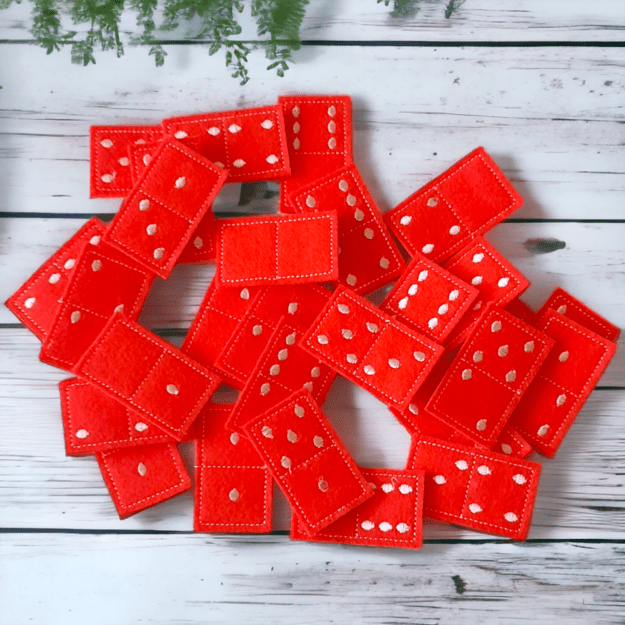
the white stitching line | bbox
[549,292,614,336]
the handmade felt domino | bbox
[215,212,339,287]
[301,285,444,412]
[278,95,353,213]
[408,436,541,540]
[537,287,620,343]
[384,147,523,263]
[162,104,290,182]
[103,138,228,278]
[381,253,478,342]
[510,309,617,458]
[39,239,154,372]
[96,442,191,519]
[5,218,107,341]
[442,237,530,347]
[289,163,405,295]
[226,319,336,434]
[426,305,553,447]
[176,209,218,264]
[90,125,163,198]
[291,468,425,549]
[242,389,374,536]
[494,425,533,459]
[74,314,221,440]
[195,401,272,533]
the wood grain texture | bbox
[1,45,623,218]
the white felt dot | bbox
[433,475,447,485]
[317,334,329,345]
[328,138,337,149]
[422,244,434,254]
[292,106,300,118]
[438,304,449,315]
[498,277,510,288]
[346,194,357,207]
[286,302,298,315]
[342,329,354,340]
[361,520,375,531]
[194,236,203,249]
[252,325,263,336]
[455,460,469,471]
[64,259,76,270]
[313,436,324,448]
[135,422,148,432]
[311,367,321,378]
[501,444,513,455]
[408,284,418,296]
[557,394,567,406]
[318,479,329,492]
[418,270,429,282]
[367,323,379,333]
[504,512,518,523]
[471,276,483,286]
[100,139,113,148]
[346,353,358,364]
[513,474,527,485]
[114,304,124,314]
[559,351,569,362]
[174,131,188,139]
[491,321,502,333]
[135,139,146,145]
[364,228,374,239]
[327,121,337,133]
[70,311,81,323]
[266,154,279,164]
[287,429,298,443]
[379,257,390,269]
[278,349,288,361]
[473,351,483,363]
[477,465,491,475]
[346,274,357,286]
[377,522,391,533]
[427,197,438,207]
[260,383,270,396]
[327,105,336,117]
[139,199,150,211]
[306,195,316,208]
[24,297,36,309]
[229,488,240,502]
[524,341,534,352]
[214,162,225,168]
[230,432,240,445]
[281,456,291,469]
[166,384,179,395]
[339,180,349,192]
[557,305,567,314]
[262,426,273,438]
[261,119,274,129]
[537,424,550,437]
[428,318,439,329]
[75,429,89,439]
[146,224,157,236]
[293,138,300,150]
[338,304,350,314]
[240,288,250,300]
[473,301,483,311]
[143,155,152,166]
[118,157,129,167]
[137,463,147,477]
[399,484,413,494]
[462,369,472,381]
[49,273,61,284]
[286,333,296,346]
[233,159,246,168]
[228,124,242,134]
[174,177,186,189]
[506,370,517,382]
[388,358,401,369]
[414,351,425,362]
[476,419,487,431]
[270,364,280,376]
[472,253,485,264]
[396,523,410,533]
[153,248,165,260]
[449,290,459,301]
[449,225,461,235]
[498,345,509,357]
[408,404,418,415]
[294,405,305,417]
[469,503,482,514]
[381,483,394,493]
[400,215,412,226]
[361,364,376,376]
[101,174,114,183]
[398,297,409,310]
[91,260,102,272]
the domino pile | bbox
[6,96,619,547]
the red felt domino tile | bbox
[96,443,191,519]
[426,305,554,447]
[195,401,272,533]
[493,424,533,459]
[90,125,163,198]
[176,209,218,264]
[5,218,107,341]
[60,377,173,455]
[74,314,221,440]
[243,389,373,536]
[442,237,530,348]
[291,468,424,549]
[162,104,290,182]
[278,95,353,212]
[301,285,444,412]
[408,436,541,540]
[384,147,523,263]
[226,320,336,434]
[215,212,339,287]
[39,240,154,372]
[537,287,620,343]
[289,163,405,295]
[215,284,331,388]
[103,138,228,278]
[381,253,478,342]
[510,310,617,458]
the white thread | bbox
[455,460,468,471]
[462,369,472,380]
[139,199,150,211]
[400,216,412,226]
[314,436,324,448]
[317,334,329,345]
[380,257,390,269]
[477,465,491,475]
[473,351,483,363]
[174,131,188,139]
[228,124,242,134]
[498,277,510,288]
[364,365,376,375]
[355,209,365,221]
[504,512,518,523]
[397,523,410,533]
[137,463,147,477]
[398,297,409,310]
[501,444,512,455]
[146,224,157,236]
[266,155,279,164]
[174,177,186,188]
[506,370,517,382]
[524,341,534,352]
[294,405,305,417]
[311,367,321,378]
[399,484,413,494]
[408,404,418,415]
[439,304,449,315]
[281,456,291,469]
[346,353,358,364]
[379,522,393,532]
[100,139,113,148]
[233,159,246,168]
[433,475,446,484]
[346,274,357,286]
[287,430,298,443]
[339,180,349,192]
[70,311,81,323]
[414,351,425,362]
[25,297,36,308]
[278,349,288,361]
[240,288,250,300]
[498,345,509,357]
[229,489,240,502]
[261,119,274,129]
[450,225,461,235]
[361,520,374,531]
[513,474,527,485]
[347,194,357,206]
[118,157,129,167]
[194,237,203,249]
[153,248,165,260]
[367,323,379,333]
[418,270,428,282]
[428,318,438,329]
[135,422,148,432]
[338,304,350,314]
[342,329,354,339]
[472,276,483,286]
[381,483,394,493]
[270,365,280,376]
[260,383,270,396]
[318,479,329,492]
[166,384,179,395]
[476,419,487,431]
[253,325,263,336]
[469,503,482,514]
[262,426,273,438]
[491,321,502,332]
[422,244,434,254]
[427,197,438,207]
[49,273,60,284]
[473,253,484,263]
[364,228,374,239]
[76,429,89,439]
[559,351,569,362]
[537,424,549,437]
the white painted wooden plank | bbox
[1,0,623,42]
[1,45,623,218]
[1,534,624,625]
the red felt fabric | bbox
[215,212,339,287]
[288,163,406,295]
[5,218,107,341]
[537,287,620,343]
[382,253,478,342]
[176,209,218,264]
[442,237,530,348]
[90,125,163,198]
[194,401,272,533]
[493,424,533,459]
[242,389,373,536]
[74,314,220,440]
[426,305,554,447]
[39,239,154,372]
[96,442,191,519]
[291,468,425,549]
[162,104,290,182]
[215,284,331,388]
[301,285,444,412]
[60,377,173,456]
[103,138,227,278]
[278,95,353,213]
[408,436,541,540]
[225,320,336,433]
[504,297,539,327]
[384,147,523,263]
[510,310,617,458]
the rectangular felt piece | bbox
[162,104,290,182]
[442,236,530,348]
[215,212,339,287]
[90,125,163,198]
[537,287,620,343]
[510,310,617,458]
[494,425,533,459]
[60,377,173,456]
[301,285,444,412]
[278,95,353,213]
[243,389,374,536]
[426,305,554,447]
[408,436,541,540]
[96,442,191,519]
[382,253,478,343]
[291,468,425,549]
[215,283,332,388]
[39,239,154,372]
[225,319,336,434]
[195,402,272,533]
[74,314,221,440]
[5,217,107,341]
[289,163,406,295]
[176,209,218,264]
[103,138,228,279]
[384,147,523,263]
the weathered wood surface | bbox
[1,45,624,219]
